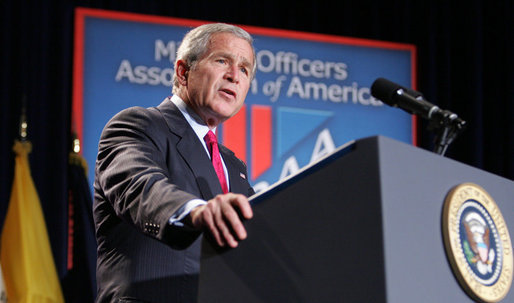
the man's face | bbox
[181,32,254,127]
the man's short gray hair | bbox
[172,23,256,94]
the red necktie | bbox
[204,131,229,194]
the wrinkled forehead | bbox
[205,32,256,65]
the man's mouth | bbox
[220,88,236,99]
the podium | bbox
[198,136,514,302]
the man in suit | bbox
[93,23,256,302]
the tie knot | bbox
[204,130,217,147]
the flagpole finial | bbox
[69,132,88,175]
[19,95,28,141]
[70,132,81,154]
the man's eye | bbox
[240,67,248,75]
[216,59,227,64]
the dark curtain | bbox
[1,0,512,292]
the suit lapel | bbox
[157,98,223,200]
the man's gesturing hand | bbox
[189,193,253,248]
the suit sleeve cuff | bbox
[168,199,207,227]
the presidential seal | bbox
[442,183,513,302]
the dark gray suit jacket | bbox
[93,98,254,302]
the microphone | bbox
[371,77,439,119]
[370,78,466,130]
[371,77,467,155]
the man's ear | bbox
[175,60,189,86]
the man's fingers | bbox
[220,193,253,220]
[231,194,253,220]
[219,201,247,242]
[191,205,225,247]
[214,217,238,248]
[204,209,226,247]
[191,193,253,248]
[212,201,238,247]
[222,193,252,240]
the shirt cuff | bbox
[168,199,207,227]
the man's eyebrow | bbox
[240,57,252,69]
[210,51,232,59]
[213,51,253,67]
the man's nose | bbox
[224,64,240,83]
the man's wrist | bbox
[168,199,207,227]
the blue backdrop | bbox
[77,10,415,192]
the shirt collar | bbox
[170,95,216,154]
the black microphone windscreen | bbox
[370,78,403,106]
